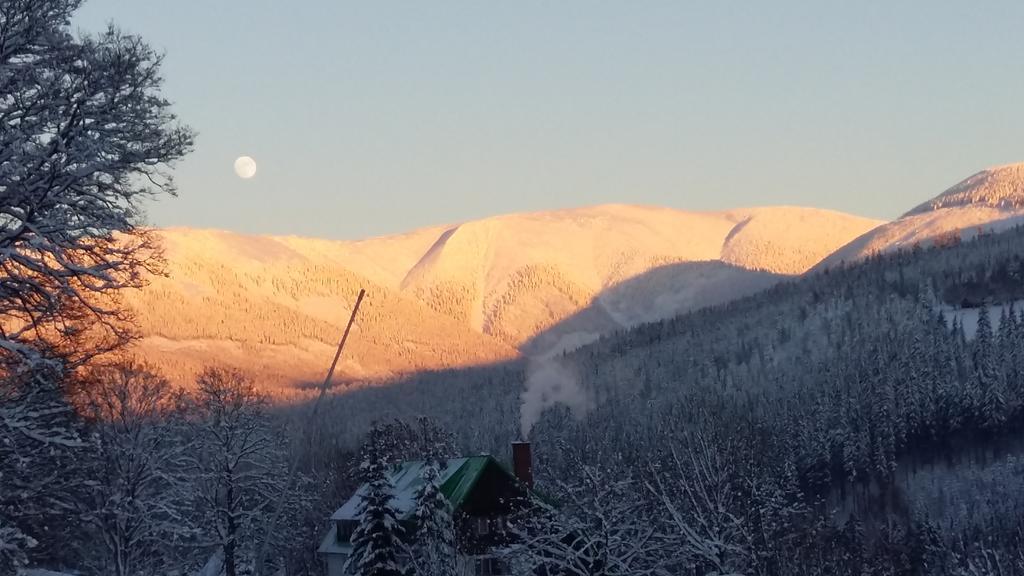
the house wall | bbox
[455,462,529,556]
[456,555,475,576]
[325,553,349,576]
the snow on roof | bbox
[330,455,499,521]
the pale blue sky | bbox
[75,1,1024,239]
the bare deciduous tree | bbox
[0,0,193,369]
[0,366,82,571]
[507,459,668,576]
[0,1,191,565]
[78,360,193,576]
[185,368,305,576]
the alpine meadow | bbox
[3,2,1024,576]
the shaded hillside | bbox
[308,224,1024,561]
[524,261,784,356]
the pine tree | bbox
[347,457,405,576]
[974,306,1006,430]
[999,305,1019,387]
[410,461,457,576]
[976,305,994,352]
[907,517,946,576]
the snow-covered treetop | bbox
[903,163,1024,217]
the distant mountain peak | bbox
[902,162,1024,218]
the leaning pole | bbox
[254,288,366,576]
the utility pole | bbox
[254,288,366,576]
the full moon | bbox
[233,156,257,179]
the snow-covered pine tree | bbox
[998,305,1019,384]
[973,305,1006,430]
[976,304,994,353]
[347,456,405,576]
[410,460,457,576]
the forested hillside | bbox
[306,224,1024,574]
[123,229,517,394]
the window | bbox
[474,556,504,576]
[473,516,490,536]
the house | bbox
[320,441,535,576]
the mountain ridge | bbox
[819,162,1024,269]
[129,163,1024,392]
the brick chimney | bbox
[512,441,533,488]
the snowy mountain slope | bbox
[721,206,888,274]
[819,163,1024,269]
[128,203,880,391]
[396,204,881,346]
[903,163,1024,215]
[125,229,518,394]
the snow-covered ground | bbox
[941,300,1024,339]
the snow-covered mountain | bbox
[122,228,519,395]
[818,163,1024,269]
[127,162,1024,392]
[126,204,880,391]
[396,204,881,348]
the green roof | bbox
[330,454,516,522]
[439,455,491,509]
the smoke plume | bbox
[519,354,593,438]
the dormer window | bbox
[337,520,356,542]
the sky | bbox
[74,1,1024,240]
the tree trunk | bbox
[225,480,238,576]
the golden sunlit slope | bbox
[124,229,518,393]
[720,206,887,274]
[818,163,1024,269]
[128,204,881,392]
